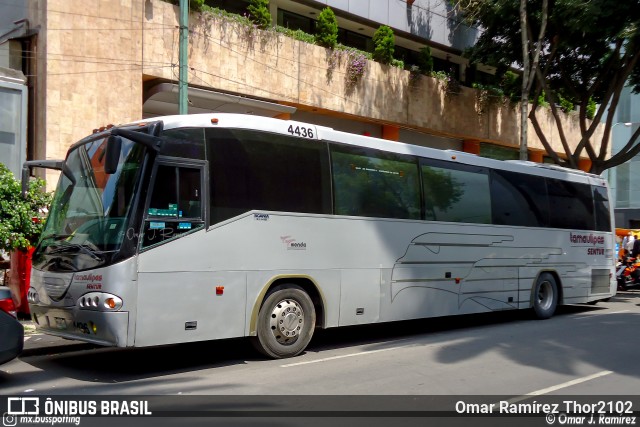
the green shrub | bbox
[0,163,52,252]
[417,46,434,74]
[559,95,574,113]
[247,0,271,29]
[275,26,315,44]
[315,7,338,49]
[372,25,395,64]
[586,97,597,120]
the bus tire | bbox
[532,273,558,319]
[252,285,316,359]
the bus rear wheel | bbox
[532,273,558,319]
[252,285,316,359]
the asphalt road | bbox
[3,291,640,427]
[2,290,640,399]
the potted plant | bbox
[0,163,52,317]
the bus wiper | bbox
[48,242,104,261]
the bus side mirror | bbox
[105,135,122,174]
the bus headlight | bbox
[78,292,123,311]
[27,287,40,304]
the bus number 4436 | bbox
[287,125,314,139]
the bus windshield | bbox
[33,135,146,272]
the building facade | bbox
[608,86,640,228]
[0,0,603,188]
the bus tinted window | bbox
[160,128,206,159]
[421,160,491,223]
[491,170,549,227]
[593,186,612,232]
[547,179,595,230]
[330,144,420,220]
[206,128,331,223]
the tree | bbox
[247,0,271,30]
[460,0,640,174]
[372,25,395,65]
[0,163,52,252]
[315,7,338,49]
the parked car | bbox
[0,286,24,365]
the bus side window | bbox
[142,163,204,248]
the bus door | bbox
[135,158,213,346]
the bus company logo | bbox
[74,274,103,282]
[254,213,270,221]
[569,232,605,246]
[280,236,307,250]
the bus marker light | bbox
[216,286,224,295]
[211,118,219,124]
[451,155,457,160]
[455,278,461,284]
[105,298,117,309]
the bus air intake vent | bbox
[591,269,610,294]
[44,277,69,301]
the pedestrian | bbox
[626,232,635,258]
[631,234,640,259]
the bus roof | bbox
[134,113,606,187]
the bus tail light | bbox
[78,292,123,311]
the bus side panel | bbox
[136,229,248,347]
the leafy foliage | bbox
[315,7,338,49]
[372,25,395,65]
[247,0,271,30]
[0,163,52,252]
[459,0,640,173]
[417,46,434,75]
[275,26,316,44]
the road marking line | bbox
[281,345,412,368]
[574,310,629,320]
[506,371,613,404]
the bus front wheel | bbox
[252,285,316,359]
[532,273,558,319]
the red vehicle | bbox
[616,257,640,291]
[0,286,24,365]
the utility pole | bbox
[178,0,189,114]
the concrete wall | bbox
[27,0,603,187]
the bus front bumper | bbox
[29,305,129,347]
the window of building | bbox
[330,144,420,220]
[422,160,491,223]
[480,143,519,160]
[205,0,250,16]
[206,128,331,224]
[277,10,315,33]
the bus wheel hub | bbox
[269,299,304,344]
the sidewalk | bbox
[18,318,93,355]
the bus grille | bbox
[44,277,69,301]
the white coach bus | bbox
[24,114,615,358]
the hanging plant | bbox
[345,51,367,90]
